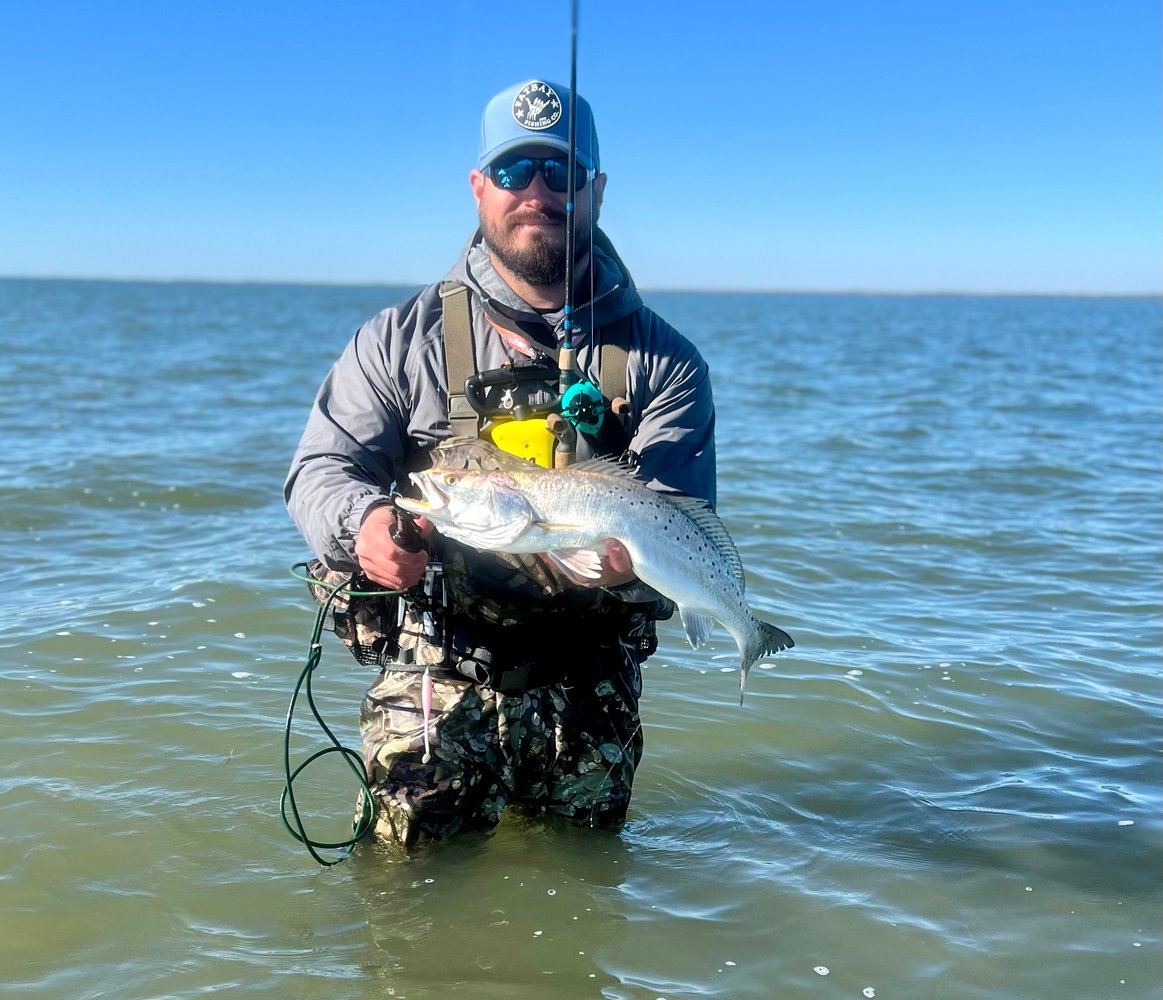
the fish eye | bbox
[440,473,461,486]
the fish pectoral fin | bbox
[679,607,716,649]
[543,547,605,583]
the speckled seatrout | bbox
[397,452,794,701]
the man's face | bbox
[470,147,606,289]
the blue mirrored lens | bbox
[489,157,588,193]
[493,159,535,190]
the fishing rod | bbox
[554,0,581,468]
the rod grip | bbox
[389,498,425,553]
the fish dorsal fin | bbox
[429,436,534,472]
[666,494,747,592]
[568,455,641,479]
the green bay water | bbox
[0,278,1159,999]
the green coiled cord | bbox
[280,563,404,866]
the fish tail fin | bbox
[739,618,795,705]
[759,619,795,656]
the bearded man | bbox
[286,79,716,847]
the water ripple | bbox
[1,282,1160,999]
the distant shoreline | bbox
[0,274,1158,300]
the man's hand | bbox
[354,505,431,590]
[596,539,636,588]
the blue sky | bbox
[2,1,1159,293]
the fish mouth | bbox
[395,472,451,516]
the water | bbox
[1,278,1159,999]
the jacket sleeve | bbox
[284,306,415,571]
[627,309,718,509]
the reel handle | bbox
[389,497,425,553]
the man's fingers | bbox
[604,539,634,575]
[355,509,430,589]
[358,548,428,590]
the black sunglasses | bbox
[484,154,591,194]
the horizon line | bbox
[0,273,1159,300]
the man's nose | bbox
[520,169,559,203]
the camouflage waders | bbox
[308,561,661,847]
[359,631,644,845]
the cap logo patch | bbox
[512,81,561,131]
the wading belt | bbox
[305,561,614,691]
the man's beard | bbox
[480,208,588,288]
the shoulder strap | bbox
[439,281,479,438]
[598,312,634,404]
[590,312,636,457]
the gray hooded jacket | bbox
[285,228,716,573]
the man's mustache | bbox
[507,209,566,227]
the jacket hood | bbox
[445,226,643,346]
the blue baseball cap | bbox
[478,80,600,171]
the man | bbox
[286,79,716,846]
